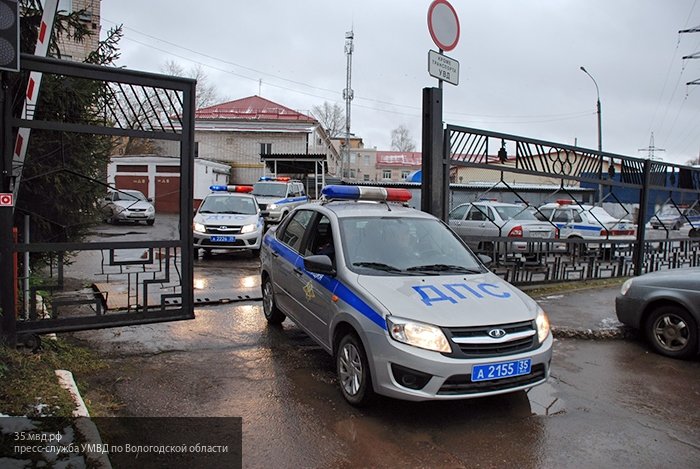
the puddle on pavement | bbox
[526,381,566,416]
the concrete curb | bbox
[552,325,635,340]
[55,370,112,469]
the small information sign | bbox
[428,50,459,86]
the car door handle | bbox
[271,251,280,258]
[293,267,303,276]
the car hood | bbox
[114,200,152,210]
[355,271,540,327]
[254,195,288,205]
[635,267,700,288]
[194,213,260,226]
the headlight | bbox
[268,203,278,210]
[536,308,550,343]
[620,278,633,296]
[146,206,155,213]
[240,224,256,234]
[387,317,451,353]
[193,222,206,233]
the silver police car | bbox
[193,185,266,257]
[252,176,309,223]
[260,185,552,405]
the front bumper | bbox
[615,294,643,328]
[114,210,155,222]
[365,330,553,401]
[194,229,263,251]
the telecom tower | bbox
[343,30,354,179]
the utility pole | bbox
[638,132,665,160]
[680,25,700,85]
[342,30,354,180]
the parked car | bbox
[260,185,552,405]
[616,267,700,359]
[534,200,636,247]
[101,189,155,225]
[650,204,700,231]
[193,185,266,257]
[251,176,309,223]
[448,201,560,257]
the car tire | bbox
[262,276,285,325]
[251,248,260,257]
[202,248,212,258]
[336,333,375,406]
[644,305,698,359]
[147,220,155,226]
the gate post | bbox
[421,87,448,221]
[632,158,652,277]
[0,72,16,344]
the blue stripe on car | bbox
[273,196,309,205]
[266,236,387,330]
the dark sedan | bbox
[616,267,700,359]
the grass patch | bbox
[0,337,106,418]
[521,276,627,299]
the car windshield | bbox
[198,195,257,215]
[659,206,682,216]
[339,216,483,275]
[252,182,287,197]
[117,191,147,202]
[493,205,538,221]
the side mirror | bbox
[478,254,493,266]
[147,197,153,202]
[304,255,336,276]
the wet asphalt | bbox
[64,217,700,468]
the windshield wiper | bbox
[406,264,482,274]
[353,262,402,272]
[198,210,213,213]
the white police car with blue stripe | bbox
[260,185,552,405]
[252,176,309,223]
[193,185,266,257]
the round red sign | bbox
[427,0,460,52]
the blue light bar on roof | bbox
[321,185,411,202]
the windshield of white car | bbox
[340,216,484,275]
[198,195,257,215]
[116,191,147,202]
[493,206,538,221]
[252,183,287,197]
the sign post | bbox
[422,0,460,222]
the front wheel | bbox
[262,276,285,324]
[336,333,375,406]
[645,305,698,359]
[147,219,155,226]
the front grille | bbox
[438,364,546,395]
[201,239,246,247]
[443,320,537,358]
[205,226,243,234]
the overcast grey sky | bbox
[100,0,700,165]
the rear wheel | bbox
[644,305,698,359]
[336,333,375,406]
[262,276,285,324]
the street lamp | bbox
[580,66,603,203]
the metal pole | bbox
[581,66,603,204]
[421,87,446,220]
[633,158,652,276]
[0,72,16,344]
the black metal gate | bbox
[445,124,700,285]
[0,55,196,343]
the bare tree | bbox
[391,125,416,152]
[162,61,220,109]
[685,154,700,166]
[312,102,345,138]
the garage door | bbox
[115,175,149,196]
[155,176,180,213]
